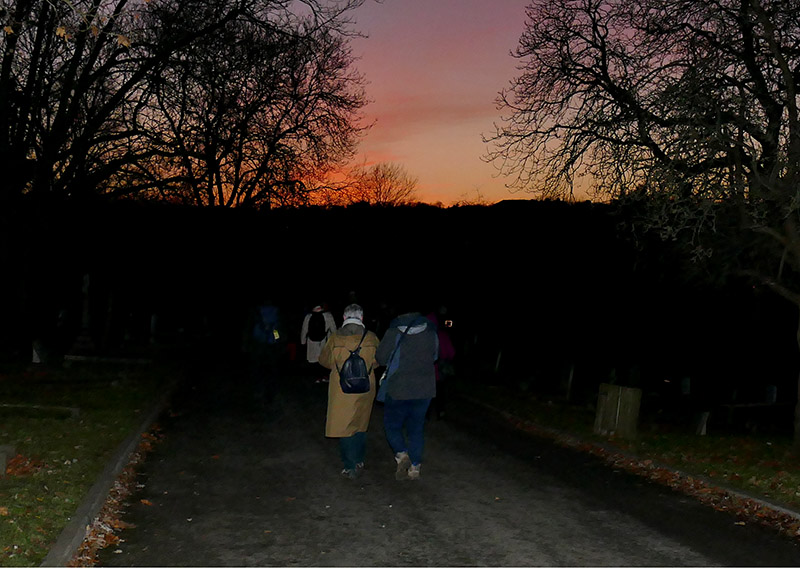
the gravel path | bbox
[96,365,800,567]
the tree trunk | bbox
[795,372,800,449]
[794,309,800,450]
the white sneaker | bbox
[394,451,411,480]
[408,464,421,480]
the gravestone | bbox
[594,383,642,439]
[67,274,96,357]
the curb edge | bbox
[459,393,800,526]
[40,378,178,567]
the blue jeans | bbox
[383,397,432,466]
[339,432,366,470]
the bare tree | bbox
[310,161,418,206]
[486,0,800,441]
[0,0,368,365]
[453,188,490,207]
[348,161,419,206]
[0,0,367,207]
[122,0,368,208]
[0,0,231,205]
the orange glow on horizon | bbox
[350,0,533,206]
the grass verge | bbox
[461,381,800,516]
[0,362,172,567]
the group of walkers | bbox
[246,297,455,482]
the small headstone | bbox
[68,329,95,355]
[695,411,710,436]
[32,340,45,364]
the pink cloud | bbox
[349,0,531,204]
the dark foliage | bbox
[1,200,796,424]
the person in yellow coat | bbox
[318,303,380,479]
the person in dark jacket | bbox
[376,310,438,480]
[246,299,285,405]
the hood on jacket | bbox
[391,312,429,335]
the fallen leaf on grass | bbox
[139,499,153,506]
[6,455,44,476]
[0,507,8,516]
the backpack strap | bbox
[382,321,414,379]
[356,327,367,348]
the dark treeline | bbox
[2,199,797,424]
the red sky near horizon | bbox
[350,0,534,205]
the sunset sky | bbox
[350,0,533,205]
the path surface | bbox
[97,358,800,566]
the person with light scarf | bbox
[318,304,380,479]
